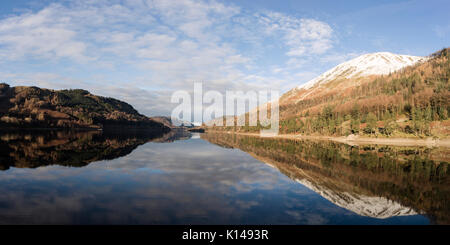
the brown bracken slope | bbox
[0,83,169,132]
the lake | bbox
[0,129,448,224]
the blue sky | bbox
[0,0,449,117]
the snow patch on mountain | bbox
[297,52,426,90]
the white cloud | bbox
[0,5,88,62]
[0,0,338,118]
[257,12,334,57]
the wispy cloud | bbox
[257,12,334,57]
[0,0,338,117]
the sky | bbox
[0,0,449,120]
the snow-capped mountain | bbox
[281,52,426,104]
[298,52,426,90]
[208,51,428,125]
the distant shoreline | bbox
[205,130,450,147]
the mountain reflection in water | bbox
[0,129,190,170]
[201,133,450,224]
[0,130,448,224]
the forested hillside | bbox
[279,48,449,137]
[209,48,450,138]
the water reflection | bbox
[201,133,450,224]
[0,130,447,224]
[0,129,190,170]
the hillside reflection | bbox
[0,129,191,170]
[201,133,450,224]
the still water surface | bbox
[0,130,448,224]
